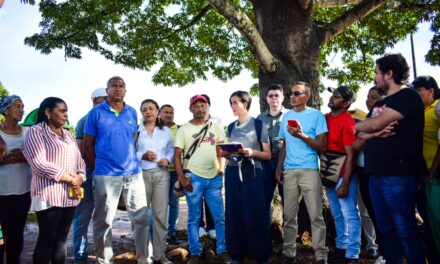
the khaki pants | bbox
[282,169,328,261]
[143,168,170,261]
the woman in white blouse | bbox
[136,99,174,264]
[22,97,85,264]
[0,95,32,264]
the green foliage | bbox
[23,0,440,89]
[318,3,426,89]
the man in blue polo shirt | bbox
[84,76,149,264]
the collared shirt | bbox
[423,99,440,169]
[23,122,85,208]
[257,107,287,159]
[136,125,174,170]
[84,100,140,176]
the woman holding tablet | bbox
[219,90,272,264]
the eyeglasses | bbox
[267,94,280,98]
[289,91,304,97]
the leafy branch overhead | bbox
[23,0,439,94]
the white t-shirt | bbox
[0,126,32,195]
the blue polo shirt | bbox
[84,100,140,176]
[279,108,327,170]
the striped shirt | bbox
[23,122,85,208]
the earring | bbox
[47,115,51,120]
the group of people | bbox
[0,52,438,264]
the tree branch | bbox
[320,0,388,46]
[161,4,212,40]
[313,0,401,8]
[208,0,278,73]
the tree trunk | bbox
[254,0,333,243]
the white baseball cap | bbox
[91,88,107,99]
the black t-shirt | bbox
[364,88,426,176]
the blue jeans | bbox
[326,175,361,259]
[72,167,94,261]
[184,173,226,255]
[168,171,180,236]
[369,175,425,264]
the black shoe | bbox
[366,248,379,259]
[343,257,359,264]
[328,248,346,263]
[167,234,180,245]
[281,254,296,264]
[188,255,204,264]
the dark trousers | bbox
[264,159,284,208]
[0,192,31,264]
[33,206,77,264]
[199,198,214,231]
[356,166,383,254]
[417,181,440,264]
[225,165,271,263]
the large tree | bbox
[22,0,439,109]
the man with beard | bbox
[355,54,426,264]
[325,86,361,264]
[173,95,228,264]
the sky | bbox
[1,1,440,126]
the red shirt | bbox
[325,112,356,177]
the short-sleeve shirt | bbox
[257,108,287,159]
[84,100,140,176]
[423,100,440,169]
[226,117,270,169]
[279,108,328,170]
[174,122,225,179]
[76,114,87,139]
[325,112,356,177]
[364,88,425,176]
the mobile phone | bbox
[69,187,84,199]
[288,119,299,128]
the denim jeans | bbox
[167,171,180,236]
[184,173,226,255]
[369,175,425,264]
[93,174,149,264]
[326,175,361,259]
[72,167,94,261]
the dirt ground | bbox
[20,203,378,264]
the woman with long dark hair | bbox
[22,97,85,264]
[0,95,32,263]
[136,99,174,264]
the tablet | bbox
[216,142,243,153]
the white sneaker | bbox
[208,229,217,239]
[198,227,207,237]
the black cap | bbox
[327,86,356,102]
[410,75,439,90]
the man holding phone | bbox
[276,81,328,263]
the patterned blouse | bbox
[23,122,85,208]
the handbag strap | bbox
[183,121,212,160]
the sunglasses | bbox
[267,94,280,98]
[289,91,304,97]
